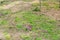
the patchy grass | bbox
[12,11,58,40]
[0,11,58,40]
[0,0,60,40]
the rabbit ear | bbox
[23,23,32,31]
[25,24,32,31]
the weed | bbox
[32,7,40,11]
[15,17,21,22]
[0,20,8,25]
[35,37,42,40]
[51,34,60,40]
[4,32,11,40]
[41,2,49,6]
[41,2,51,10]
[20,33,31,40]
[52,3,59,9]
[32,1,40,6]
[16,23,23,29]
[0,9,12,16]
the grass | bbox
[0,11,59,40]
[21,12,56,39]
[0,19,8,25]
[13,11,58,40]
[0,0,60,40]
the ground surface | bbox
[0,0,60,40]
